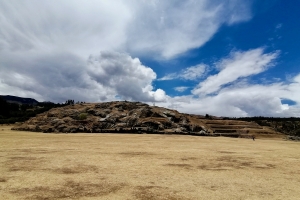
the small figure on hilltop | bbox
[252,135,255,141]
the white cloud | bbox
[174,87,189,92]
[157,78,300,117]
[149,89,168,102]
[5,1,299,118]
[0,0,252,104]
[0,0,252,59]
[86,51,167,102]
[192,48,279,95]
[182,64,207,80]
[157,73,177,81]
[159,64,207,81]
[0,51,167,103]
[128,0,252,58]
[155,51,300,117]
[276,23,282,30]
[0,1,130,55]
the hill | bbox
[0,95,39,105]
[230,116,300,140]
[12,101,283,138]
[0,96,64,124]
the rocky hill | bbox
[12,101,283,138]
[12,101,203,134]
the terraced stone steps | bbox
[201,119,282,138]
[209,125,262,129]
[205,120,256,133]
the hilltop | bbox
[0,95,39,105]
[12,101,283,138]
[0,95,64,124]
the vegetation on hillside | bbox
[2,95,300,136]
[0,97,71,124]
[230,117,300,136]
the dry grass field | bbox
[0,125,300,200]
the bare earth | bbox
[0,125,300,200]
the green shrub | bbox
[78,113,88,120]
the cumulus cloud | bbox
[0,0,252,104]
[86,52,167,102]
[192,48,279,95]
[159,64,207,81]
[5,1,299,118]
[0,51,167,103]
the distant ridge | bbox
[0,95,39,105]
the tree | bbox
[0,97,9,117]
[65,99,75,105]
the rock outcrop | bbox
[12,101,284,138]
[12,101,206,134]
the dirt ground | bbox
[0,125,300,200]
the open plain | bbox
[0,125,300,200]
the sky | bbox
[1,0,300,117]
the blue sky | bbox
[1,0,300,117]
[153,0,299,96]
